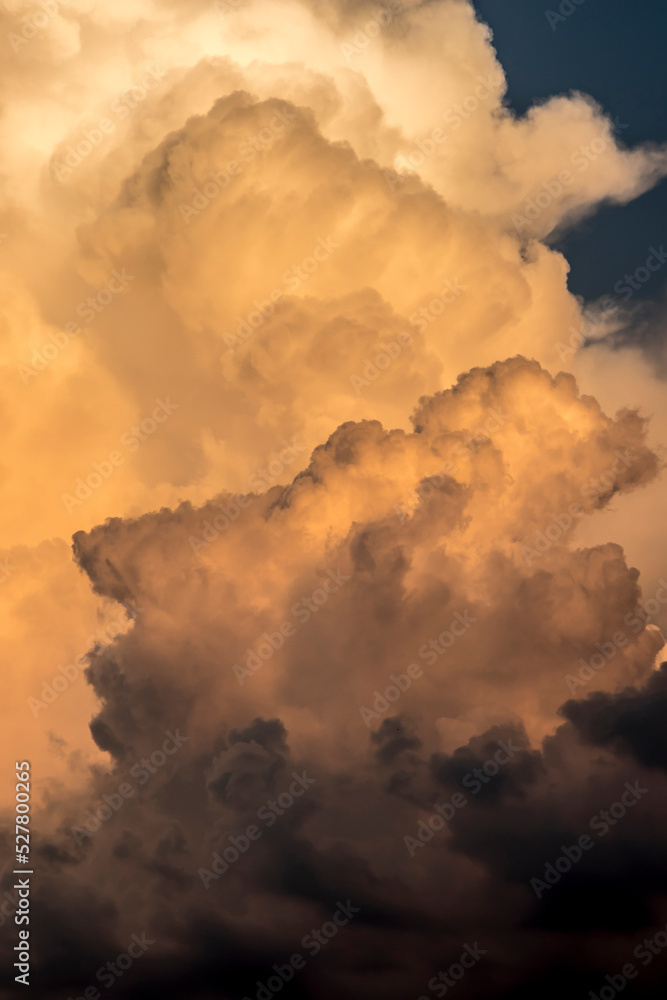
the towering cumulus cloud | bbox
[0,1,666,997]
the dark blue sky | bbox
[472,0,667,304]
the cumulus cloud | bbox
[1,1,667,995]
[2,359,665,995]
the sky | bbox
[474,0,667,302]
[0,1,666,997]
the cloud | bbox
[1,1,667,995]
[2,358,664,995]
